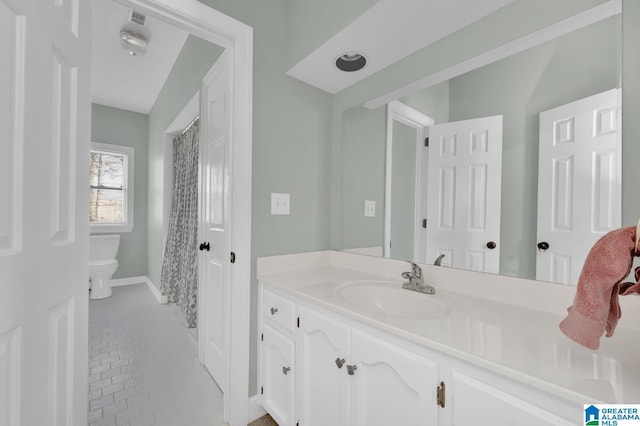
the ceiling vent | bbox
[128,10,146,26]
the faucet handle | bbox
[405,260,422,278]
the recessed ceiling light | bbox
[120,30,148,56]
[335,52,367,72]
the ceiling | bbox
[91,0,516,114]
[286,0,515,94]
[91,0,189,114]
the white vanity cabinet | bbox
[297,306,439,426]
[297,306,350,426]
[350,329,440,426]
[447,368,575,426]
[259,288,297,426]
[258,282,577,426]
[261,324,296,426]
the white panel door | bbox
[537,89,621,284]
[426,116,503,273]
[261,324,296,426]
[297,306,351,426]
[199,51,231,393]
[0,0,91,424]
[350,329,439,426]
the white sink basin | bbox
[335,281,451,319]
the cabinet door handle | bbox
[270,307,278,315]
[346,364,357,375]
[335,358,345,369]
[282,366,291,375]
[437,381,446,408]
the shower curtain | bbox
[160,119,199,328]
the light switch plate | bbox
[271,193,290,215]
[364,200,376,217]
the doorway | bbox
[98,1,253,423]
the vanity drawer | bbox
[262,288,296,334]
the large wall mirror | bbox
[339,8,622,284]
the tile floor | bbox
[88,284,225,426]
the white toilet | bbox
[89,235,121,300]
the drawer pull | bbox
[335,358,345,369]
[270,307,278,315]
[437,381,446,408]
[282,366,291,375]
[346,364,358,376]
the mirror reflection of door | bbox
[389,121,419,261]
[536,89,621,284]
[426,116,503,273]
[384,101,433,261]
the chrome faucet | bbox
[401,261,436,294]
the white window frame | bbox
[90,141,135,233]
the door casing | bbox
[114,0,253,424]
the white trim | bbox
[90,142,135,233]
[110,275,162,303]
[364,0,622,110]
[247,395,267,423]
[113,1,253,424]
[384,101,433,262]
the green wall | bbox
[91,103,148,279]
[341,106,385,250]
[390,121,417,261]
[340,82,451,252]
[147,35,224,289]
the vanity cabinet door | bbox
[450,369,575,426]
[261,324,296,426]
[350,330,439,426]
[298,306,351,426]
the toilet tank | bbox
[90,235,121,261]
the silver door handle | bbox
[335,358,345,369]
[346,364,357,375]
[270,307,278,315]
[282,366,291,375]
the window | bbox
[90,142,134,233]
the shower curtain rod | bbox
[180,115,200,136]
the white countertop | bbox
[257,250,640,405]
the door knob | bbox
[199,242,210,251]
[486,241,496,249]
[335,358,345,369]
[537,242,550,252]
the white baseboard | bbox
[248,395,266,423]
[110,276,162,304]
[111,276,148,287]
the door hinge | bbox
[437,381,446,408]
[261,333,263,342]
[230,252,236,263]
[261,386,264,395]
[424,137,429,147]
[297,316,300,328]
[422,218,427,229]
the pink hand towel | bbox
[559,226,637,350]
